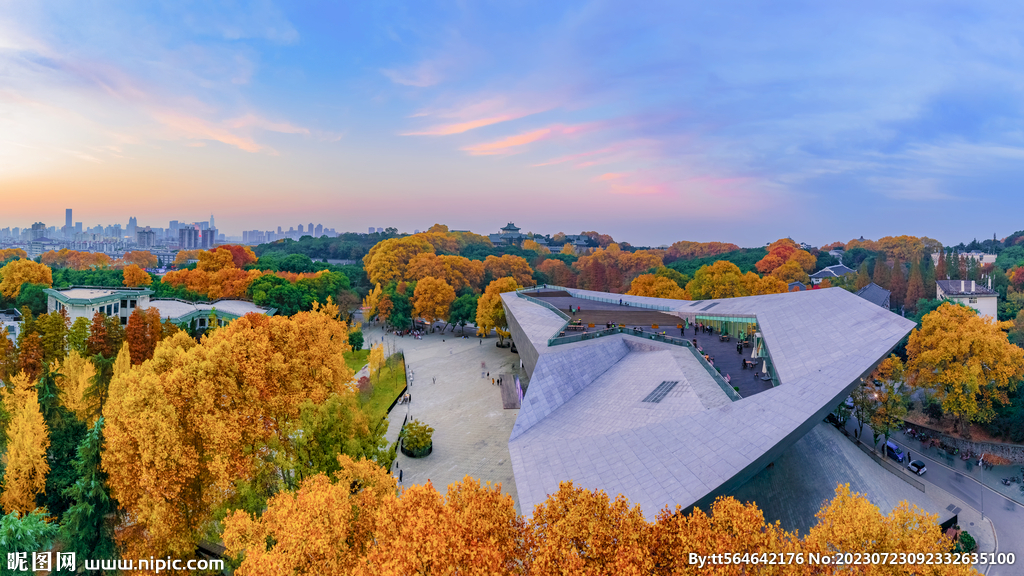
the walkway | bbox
[377,324,524,512]
[843,418,1019,576]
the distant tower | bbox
[210,214,215,229]
[315,223,323,237]
[369,226,375,234]
[65,209,72,237]
[298,224,304,234]
[308,222,314,235]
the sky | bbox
[1,1,1023,247]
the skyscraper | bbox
[298,224,304,234]
[210,214,215,229]
[65,209,72,238]
[315,224,323,237]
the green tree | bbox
[0,509,60,574]
[60,418,118,564]
[14,283,48,315]
[348,331,364,351]
[450,293,479,335]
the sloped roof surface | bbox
[855,282,891,307]
[504,287,914,518]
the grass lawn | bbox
[344,349,370,374]
[359,355,407,422]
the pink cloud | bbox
[403,114,522,136]
[462,122,598,156]
[594,172,629,181]
[152,110,265,153]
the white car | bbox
[908,460,927,475]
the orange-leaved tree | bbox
[223,455,398,576]
[355,476,528,576]
[118,250,159,269]
[363,236,434,286]
[664,241,740,263]
[405,254,485,293]
[907,302,1024,436]
[537,259,578,288]
[523,239,551,255]
[476,277,522,344]
[529,481,652,576]
[484,255,536,288]
[0,258,53,298]
[0,248,27,261]
[626,274,689,299]
[412,276,456,328]
[104,301,356,560]
[122,263,152,287]
[41,248,111,270]
[0,372,50,515]
[125,307,164,365]
[55,351,98,425]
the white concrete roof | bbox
[504,287,915,519]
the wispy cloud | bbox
[461,123,595,156]
[381,60,446,87]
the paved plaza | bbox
[374,325,525,513]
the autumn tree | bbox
[118,250,159,269]
[476,277,521,344]
[55,351,98,425]
[804,484,970,575]
[122,263,152,287]
[854,261,871,291]
[368,343,386,384]
[889,257,907,311]
[529,481,652,576]
[905,259,926,314]
[935,250,948,280]
[523,239,551,255]
[405,254,485,292]
[412,276,456,328]
[67,317,90,355]
[362,236,434,286]
[770,259,810,285]
[626,274,689,299]
[573,244,662,293]
[377,295,394,325]
[652,496,803,575]
[37,309,70,366]
[355,477,528,576]
[907,302,1024,436]
[484,254,536,287]
[0,259,53,299]
[537,259,577,288]
[172,249,204,268]
[872,256,891,289]
[104,302,358,560]
[362,283,382,319]
[17,330,44,381]
[684,261,784,300]
[560,243,575,256]
[1,372,50,515]
[664,241,739,263]
[868,355,909,452]
[224,455,398,576]
[125,307,163,365]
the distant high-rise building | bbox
[315,224,323,237]
[64,209,72,238]
[179,226,200,249]
[201,228,217,249]
[277,226,283,235]
[127,216,138,241]
[75,222,82,234]
[377,227,384,233]
[31,222,46,240]
[136,227,156,249]
[298,224,304,234]
[308,222,314,235]
[210,214,215,229]
[369,227,375,234]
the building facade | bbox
[936,280,998,318]
[46,286,275,327]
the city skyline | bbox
[3,2,1024,246]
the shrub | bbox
[348,330,364,351]
[959,531,976,553]
[402,419,434,452]
[925,400,944,422]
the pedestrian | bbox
[433,377,436,385]
[399,469,403,483]
[619,299,622,305]
[492,378,495,385]
[487,372,490,377]
[449,348,453,355]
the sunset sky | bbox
[2,1,1023,246]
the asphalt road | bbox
[849,422,1022,576]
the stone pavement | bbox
[376,324,524,513]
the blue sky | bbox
[1,1,1022,246]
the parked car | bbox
[885,440,904,463]
[908,460,927,475]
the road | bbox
[848,420,1022,576]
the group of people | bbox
[569,305,583,315]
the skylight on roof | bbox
[642,381,679,403]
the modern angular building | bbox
[503,286,915,519]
